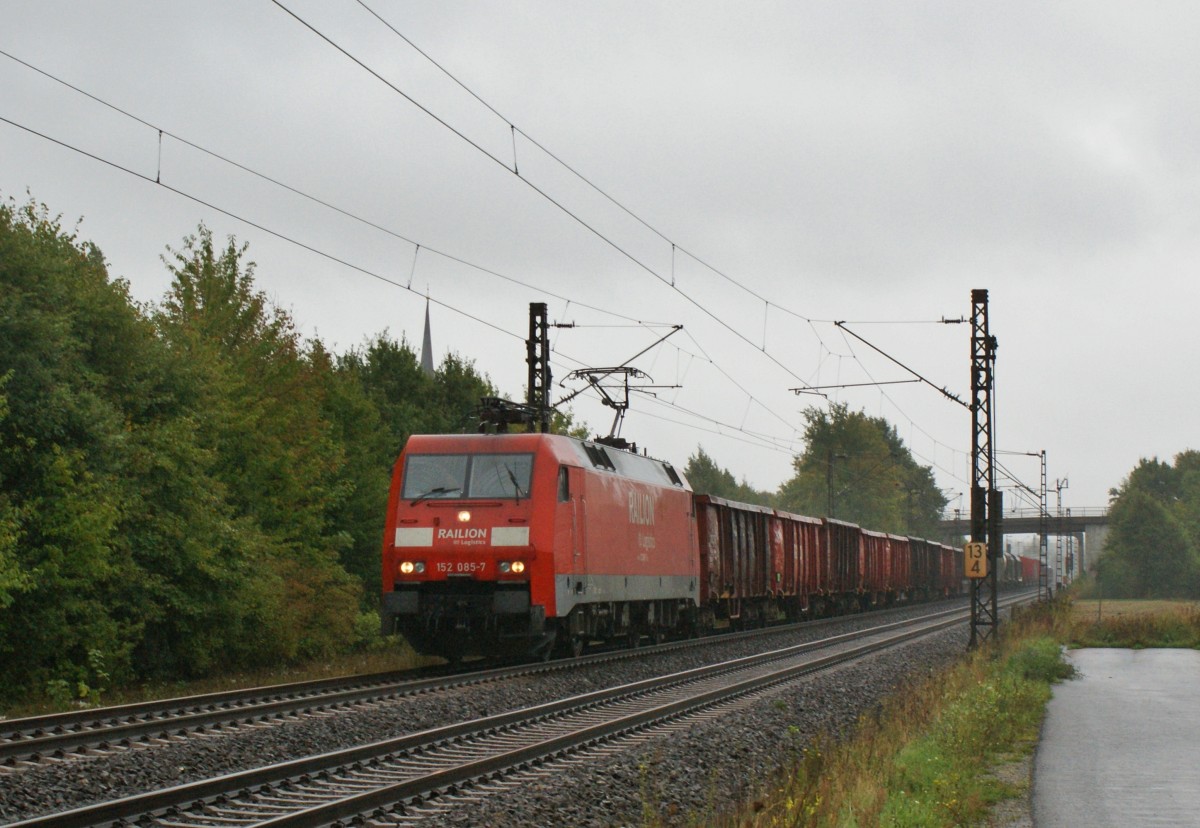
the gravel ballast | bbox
[419,626,969,827]
[0,603,971,825]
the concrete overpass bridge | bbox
[938,507,1110,578]
[939,507,1108,537]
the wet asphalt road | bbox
[1034,648,1200,827]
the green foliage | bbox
[0,195,524,704]
[0,197,150,695]
[684,447,777,506]
[1006,636,1076,683]
[331,334,495,599]
[733,618,1071,827]
[0,375,29,608]
[154,226,363,663]
[341,333,495,447]
[875,638,1061,826]
[433,353,498,433]
[777,403,946,535]
[1101,453,1200,599]
[549,407,591,439]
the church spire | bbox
[420,297,435,377]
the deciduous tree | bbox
[777,403,946,535]
[1102,454,1200,598]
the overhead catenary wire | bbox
[351,0,803,320]
[1,27,974,487]
[0,47,671,332]
[347,0,981,439]
[270,0,826,393]
[0,108,811,460]
[835,321,967,409]
[0,114,546,350]
[634,397,802,456]
[832,326,971,487]
[171,10,957,468]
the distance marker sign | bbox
[964,542,988,579]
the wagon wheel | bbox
[627,628,641,649]
[651,627,666,646]
[570,635,586,659]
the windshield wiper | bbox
[506,460,525,499]
[410,486,461,506]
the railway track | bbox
[0,597,976,770]
[8,594,1028,828]
[0,668,456,770]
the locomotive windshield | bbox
[402,453,534,501]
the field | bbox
[1068,599,1200,649]
[1071,598,1200,621]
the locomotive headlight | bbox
[457,510,472,523]
[499,561,511,573]
[399,561,415,575]
[510,560,525,574]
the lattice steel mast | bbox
[527,302,552,433]
[969,289,1000,647]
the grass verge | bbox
[724,602,1074,828]
[2,637,435,720]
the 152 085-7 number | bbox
[435,561,487,574]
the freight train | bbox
[381,432,965,662]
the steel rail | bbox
[8,593,1030,828]
[0,596,973,766]
[259,609,978,828]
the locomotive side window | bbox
[401,453,533,500]
[557,465,570,501]
[663,463,683,486]
[583,443,616,471]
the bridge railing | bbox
[940,506,1109,521]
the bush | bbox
[1007,637,1075,683]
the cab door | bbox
[554,465,588,578]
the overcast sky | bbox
[5,1,1199,514]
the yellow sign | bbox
[964,542,988,579]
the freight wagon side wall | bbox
[1020,555,1039,583]
[695,495,775,615]
[889,534,911,594]
[798,516,823,600]
[826,518,862,597]
[862,530,888,596]
[938,545,962,595]
[696,497,721,606]
[774,511,823,605]
[908,537,933,599]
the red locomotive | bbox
[381,433,964,662]
[381,432,697,660]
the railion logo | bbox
[437,528,487,540]
[628,490,655,526]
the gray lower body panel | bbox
[554,573,698,617]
